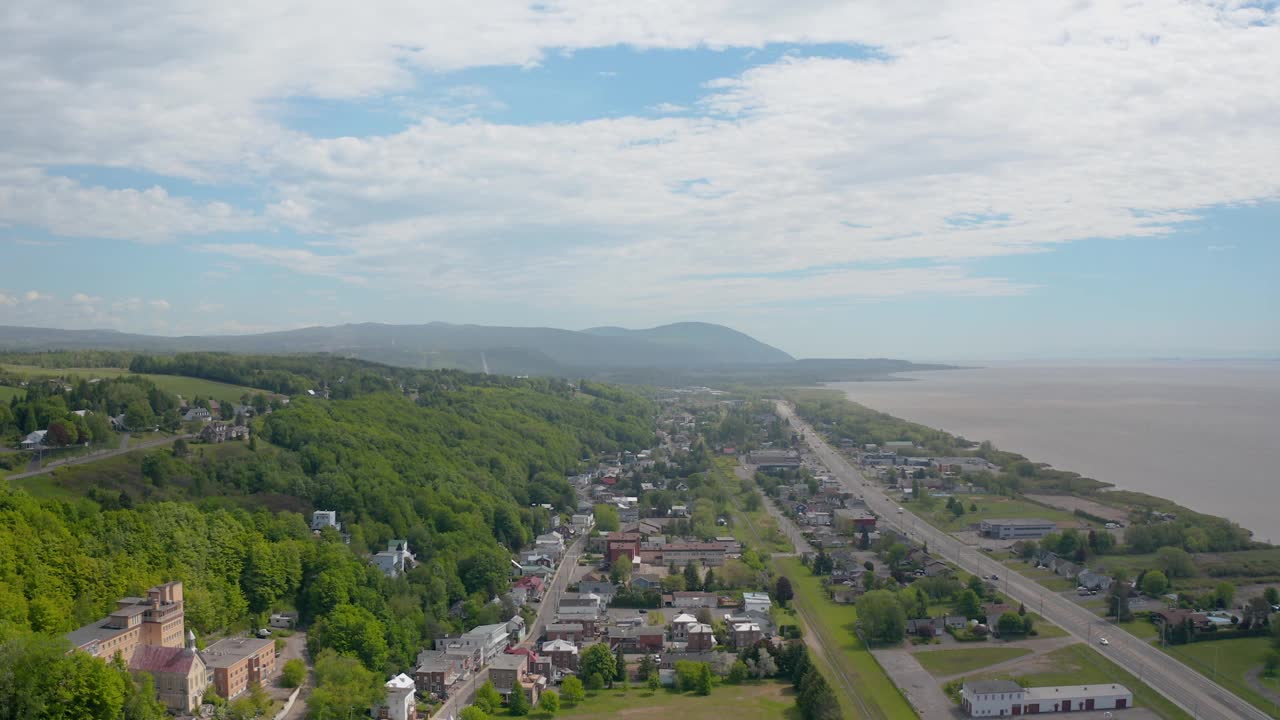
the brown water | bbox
[830,362,1280,542]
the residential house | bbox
[742,592,772,615]
[199,422,248,443]
[203,636,277,700]
[555,613,601,636]
[570,513,595,531]
[686,623,715,651]
[1076,571,1113,591]
[414,651,464,700]
[371,540,416,578]
[535,532,566,560]
[731,622,762,648]
[608,626,665,652]
[540,639,579,672]
[667,591,718,608]
[907,618,940,638]
[659,543,728,568]
[577,581,616,601]
[512,575,545,603]
[488,653,543,705]
[373,674,418,720]
[544,623,586,644]
[20,430,47,449]
[127,632,207,714]
[311,510,340,532]
[182,408,212,423]
[268,613,297,629]
[631,573,662,591]
[670,613,698,642]
[981,603,1014,624]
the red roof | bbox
[514,575,544,590]
[601,476,618,485]
[129,645,196,675]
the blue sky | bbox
[1,2,1278,360]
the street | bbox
[433,533,585,720]
[777,400,1270,720]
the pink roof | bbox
[514,575,544,589]
[129,645,196,675]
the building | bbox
[670,613,698,642]
[488,653,543,705]
[731,622,762,648]
[311,510,340,532]
[742,592,772,615]
[269,612,298,629]
[436,622,511,665]
[182,408,212,423]
[373,673,418,720]
[512,575,546,603]
[545,623,586,643]
[833,508,877,534]
[540,639,579,672]
[686,623,714,651]
[203,636,277,700]
[659,543,728,567]
[199,421,248,443]
[960,680,1132,716]
[631,573,663,591]
[128,632,207,714]
[414,651,465,700]
[606,532,642,564]
[667,591,718,608]
[979,518,1057,540]
[371,540,417,578]
[20,430,47,449]
[65,581,186,660]
[571,513,595,531]
[577,580,616,600]
[747,450,802,471]
[608,626,665,652]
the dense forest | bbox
[0,364,655,718]
[1,376,180,443]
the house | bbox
[65,581,186,660]
[1076,571,1113,591]
[686,623,715,651]
[571,513,595,531]
[311,510,340,532]
[512,575,546,602]
[535,531,566,558]
[127,633,207,714]
[670,613,698,642]
[435,622,511,665]
[667,591,718,608]
[631,574,663,591]
[608,626,665,652]
[607,532,642,564]
[414,651,465,700]
[981,603,1014,623]
[731,622,762,648]
[508,648,554,682]
[833,508,877,534]
[979,518,1057,540]
[199,422,248,443]
[559,593,605,611]
[269,612,297,629]
[540,639,579,672]
[488,653,543,705]
[555,614,601,636]
[742,592,772,615]
[202,636,277,700]
[371,540,416,578]
[659,543,728,568]
[20,430,47,449]
[182,408,212,423]
[544,623,586,643]
[670,504,689,518]
[373,674,418,720]
[907,618,940,638]
[960,680,1132,716]
[577,580,616,601]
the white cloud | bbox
[150,299,171,311]
[24,290,45,301]
[71,293,101,303]
[0,292,16,306]
[1,1,1278,317]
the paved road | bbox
[777,400,1269,720]
[7,433,193,480]
[433,533,585,720]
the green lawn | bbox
[914,647,1032,677]
[1004,561,1077,592]
[0,364,264,404]
[0,386,23,403]
[1026,613,1068,639]
[1166,637,1280,719]
[1117,617,1160,641]
[550,682,798,720]
[963,643,1193,720]
[916,495,1083,532]
[772,557,915,719]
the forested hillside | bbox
[0,370,655,708]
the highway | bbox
[777,400,1269,720]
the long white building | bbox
[961,680,1133,716]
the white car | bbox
[1098,637,1110,646]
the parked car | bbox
[1098,637,1109,646]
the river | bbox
[830,361,1280,542]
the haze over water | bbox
[831,362,1280,543]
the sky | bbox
[1,1,1278,361]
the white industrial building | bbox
[978,518,1057,540]
[961,680,1133,716]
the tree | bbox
[594,504,620,532]
[647,673,661,691]
[703,568,717,592]
[797,668,841,720]
[775,576,794,607]
[1264,651,1280,679]
[1156,546,1196,578]
[695,662,714,695]
[1108,571,1133,622]
[1141,570,1169,597]
[1264,586,1279,607]
[560,676,585,705]
[610,554,633,585]
[728,660,749,684]
[580,643,616,689]
[460,707,489,720]
[1215,581,1236,609]
[859,526,871,550]
[684,562,702,591]
[955,589,982,619]
[172,438,189,457]
[280,658,306,688]
[586,673,605,691]
[885,544,907,570]
[474,681,502,713]
[966,574,987,599]
[306,649,386,720]
[614,645,628,684]
[997,612,1028,637]
[857,590,907,644]
[308,603,388,671]
[507,685,530,716]
[638,654,657,681]
[539,689,560,715]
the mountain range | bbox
[0,321,950,383]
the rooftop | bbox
[1023,684,1131,701]
[964,679,1023,695]
[981,518,1057,527]
[129,645,197,675]
[202,637,274,669]
[489,654,527,671]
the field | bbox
[914,646,1032,677]
[961,643,1193,720]
[550,682,797,719]
[772,556,915,719]
[0,385,23,403]
[1165,637,1280,718]
[0,364,262,404]
[919,494,1084,532]
[1092,548,1280,592]
[1003,560,1077,592]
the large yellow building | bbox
[64,581,186,660]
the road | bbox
[433,533,585,720]
[7,433,193,480]
[777,400,1269,720]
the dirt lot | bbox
[1025,494,1128,523]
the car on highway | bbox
[639,609,647,614]
[1098,637,1109,646]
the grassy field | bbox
[772,557,915,719]
[914,646,1032,677]
[1026,613,1069,639]
[1003,561,1078,592]
[1117,617,1160,641]
[0,364,263,404]
[1090,548,1280,593]
[919,495,1083,532]
[550,682,798,719]
[962,643,1193,720]
[0,385,23,403]
[1166,637,1280,719]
